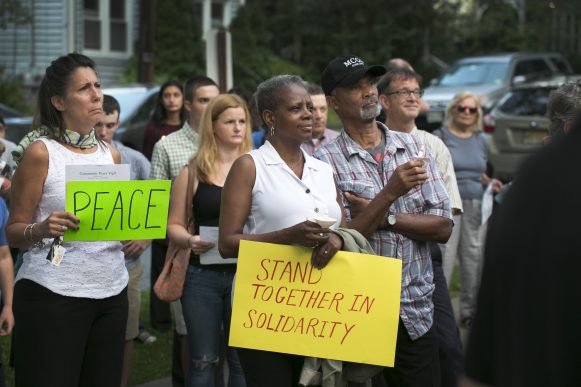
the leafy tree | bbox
[122,0,206,83]
[152,0,205,82]
[0,66,32,114]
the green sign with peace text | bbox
[64,180,171,241]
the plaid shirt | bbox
[150,121,199,181]
[314,122,451,340]
[301,128,340,156]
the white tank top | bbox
[246,141,341,234]
[16,138,128,298]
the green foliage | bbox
[230,0,448,90]
[229,0,581,91]
[118,55,139,85]
[0,66,33,114]
[152,0,205,82]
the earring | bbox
[270,126,275,136]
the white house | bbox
[0,0,244,89]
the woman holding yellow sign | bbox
[167,93,252,387]
[219,75,346,387]
[6,53,127,387]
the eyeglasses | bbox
[456,105,478,114]
[386,89,424,99]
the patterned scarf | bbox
[12,126,99,165]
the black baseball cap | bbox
[321,55,386,96]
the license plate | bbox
[426,111,444,123]
[522,131,547,145]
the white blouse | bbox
[16,138,128,299]
[246,141,342,235]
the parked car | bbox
[104,85,160,152]
[418,52,573,132]
[0,103,33,144]
[485,75,581,182]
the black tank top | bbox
[193,182,221,231]
[190,182,235,271]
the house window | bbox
[84,0,131,56]
[110,0,127,52]
[84,0,101,49]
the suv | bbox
[485,75,581,181]
[104,85,160,152]
[419,52,573,131]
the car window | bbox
[499,87,554,116]
[132,92,158,124]
[438,62,509,86]
[104,89,149,123]
[549,57,571,74]
[513,59,552,81]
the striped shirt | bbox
[412,127,463,213]
[150,121,199,181]
[314,122,452,340]
[301,128,340,156]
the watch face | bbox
[388,214,396,226]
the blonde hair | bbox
[190,94,253,183]
[444,91,483,132]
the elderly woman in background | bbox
[434,91,502,328]
[218,75,347,387]
[6,53,127,387]
[167,94,252,387]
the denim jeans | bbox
[180,265,246,387]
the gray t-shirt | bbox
[434,127,487,200]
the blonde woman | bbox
[167,94,252,386]
[434,91,502,327]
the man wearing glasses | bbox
[377,67,464,387]
[315,55,453,386]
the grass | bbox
[0,290,173,387]
[448,264,461,298]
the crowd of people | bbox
[0,51,578,387]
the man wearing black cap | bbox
[314,55,453,386]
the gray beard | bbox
[360,103,381,121]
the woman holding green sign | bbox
[6,53,128,387]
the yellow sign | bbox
[64,180,171,241]
[230,240,402,367]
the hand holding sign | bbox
[35,211,80,239]
[311,232,343,270]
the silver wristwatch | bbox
[387,213,396,227]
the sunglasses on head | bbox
[457,105,478,114]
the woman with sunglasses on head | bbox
[433,91,502,329]
[142,79,187,160]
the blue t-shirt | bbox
[434,127,488,200]
[0,197,8,246]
